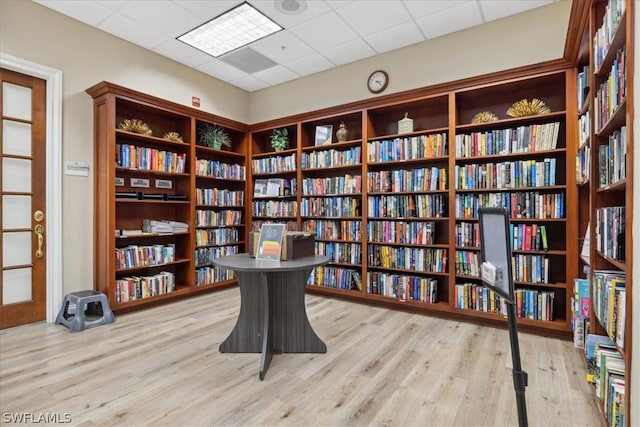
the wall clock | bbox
[367,70,389,94]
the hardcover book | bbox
[256,223,286,261]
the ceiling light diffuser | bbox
[178,2,282,58]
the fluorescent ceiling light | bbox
[178,2,282,58]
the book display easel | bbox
[569,1,634,425]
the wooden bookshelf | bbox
[569,0,634,425]
[86,81,248,311]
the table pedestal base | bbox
[219,268,327,380]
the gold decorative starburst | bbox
[471,111,498,124]
[118,119,152,135]
[163,131,183,142]
[506,98,551,118]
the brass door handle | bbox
[34,224,44,258]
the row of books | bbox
[252,200,298,217]
[592,270,626,348]
[251,153,296,174]
[578,111,590,146]
[368,194,446,218]
[595,206,625,262]
[454,282,506,313]
[195,188,243,207]
[366,272,438,303]
[577,64,590,112]
[598,126,627,187]
[301,147,361,169]
[114,271,175,303]
[301,175,362,195]
[116,143,186,173]
[314,242,362,265]
[367,133,448,163]
[195,159,245,180]
[593,0,626,70]
[367,167,447,192]
[455,122,560,158]
[308,266,361,290]
[302,219,362,241]
[454,158,558,190]
[300,196,360,217]
[195,209,242,227]
[454,283,555,321]
[584,333,625,427]
[195,245,239,268]
[115,243,176,270]
[455,250,479,277]
[512,254,550,284]
[195,227,239,247]
[572,277,591,349]
[367,220,435,246]
[367,245,447,273]
[576,143,591,185]
[594,46,626,133]
[195,266,234,287]
[455,221,479,248]
[254,178,297,197]
[510,223,549,252]
[454,191,565,219]
[251,220,298,232]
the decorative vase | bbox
[336,122,348,142]
[274,146,284,152]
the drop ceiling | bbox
[34,0,558,92]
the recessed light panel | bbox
[178,2,282,58]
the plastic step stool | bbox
[55,290,115,332]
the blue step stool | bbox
[55,290,115,332]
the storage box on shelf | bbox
[87,82,248,310]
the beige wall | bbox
[0,0,572,297]
[249,1,572,123]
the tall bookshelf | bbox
[572,0,634,425]
[86,82,248,311]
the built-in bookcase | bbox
[571,0,633,425]
[87,82,248,310]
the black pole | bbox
[506,300,528,427]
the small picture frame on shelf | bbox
[130,178,150,188]
[155,179,173,189]
[115,177,125,187]
[315,125,333,146]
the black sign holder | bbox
[479,207,528,427]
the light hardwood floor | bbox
[1,288,600,427]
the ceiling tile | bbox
[403,0,469,18]
[480,0,555,23]
[414,1,483,39]
[252,0,332,28]
[284,53,336,76]
[250,30,314,63]
[116,0,201,38]
[289,11,359,51]
[196,59,249,82]
[364,21,424,54]
[153,39,213,68]
[252,65,301,86]
[336,1,412,36]
[321,38,376,65]
[34,0,113,26]
[98,13,170,50]
[96,1,129,11]
[172,0,240,20]
[229,75,270,92]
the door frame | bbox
[1,52,62,323]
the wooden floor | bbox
[1,288,600,427]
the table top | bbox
[213,253,328,272]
